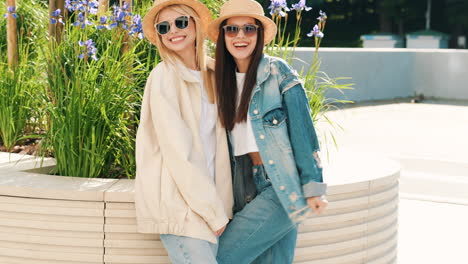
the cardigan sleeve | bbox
[147,71,228,232]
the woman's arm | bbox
[282,82,327,198]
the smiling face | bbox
[157,8,196,55]
[224,16,258,67]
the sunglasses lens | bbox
[244,25,258,36]
[175,16,189,29]
[224,25,239,37]
[156,21,170,35]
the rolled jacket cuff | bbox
[302,181,327,198]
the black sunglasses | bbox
[222,24,260,37]
[156,15,190,35]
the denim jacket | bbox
[229,54,327,223]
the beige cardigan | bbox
[135,59,233,244]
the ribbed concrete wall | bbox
[0,152,399,263]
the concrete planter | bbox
[406,30,449,49]
[0,152,400,263]
[360,34,404,48]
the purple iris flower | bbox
[129,14,144,39]
[110,5,129,30]
[7,6,16,13]
[4,6,18,19]
[75,1,87,12]
[65,0,73,11]
[122,2,130,11]
[307,24,324,38]
[97,16,110,30]
[292,0,312,12]
[65,0,80,12]
[52,9,61,17]
[50,9,65,25]
[317,10,327,22]
[66,0,98,14]
[78,39,98,61]
[268,0,290,17]
[73,11,92,28]
[88,0,98,15]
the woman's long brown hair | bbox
[215,19,265,131]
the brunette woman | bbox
[208,0,328,263]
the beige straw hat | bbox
[207,0,277,44]
[143,0,212,46]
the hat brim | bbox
[143,0,212,46]
[207,14,277,45]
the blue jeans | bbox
[217,164,298,264]
[160,234,218,264]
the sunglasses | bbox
[155,15,190,35]
[222,24,260,38]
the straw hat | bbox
[207,0,277,44]
[143,0,212,46]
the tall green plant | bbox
[0,44,36,151]
[41,1,151,178]
[0,1,47,151]
[265,0,353,149]
[0,0,48,54]
[0,3,6,53]
[266,1,353,119]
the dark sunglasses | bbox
[156,15,190,35]
[222,24,260,38]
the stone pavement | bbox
[319,100,468,264]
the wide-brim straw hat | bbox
[143,0,212,46]
[207,0,277,45]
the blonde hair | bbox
[153,5,213,102]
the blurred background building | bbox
[256,0,467,48]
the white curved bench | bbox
[0,152,399,263]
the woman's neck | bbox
[234,58,251,73]
[177,46,198,70]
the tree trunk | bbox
[121,0,132,54]
[48,0,56,41]
[56,0,65,42]
[377,1,392,33]
[98,0,109,16]
[49,0,65,43]
[6,0,18,69]
[397,20,404,35]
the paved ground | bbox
[319,99,468,263]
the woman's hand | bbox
[306,196,328,215]
[214,224,227,236]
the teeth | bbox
[171,36,185,42]
[234,43,248,47]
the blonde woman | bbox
[135,0,233,263]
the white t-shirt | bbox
[230,72,259,156]
[190,70,216,182]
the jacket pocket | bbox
[262,108,292,151]
[263,107,286,127]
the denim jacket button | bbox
[268,160,274,164]
[280,185,285,190]
[253,109,259,114]
[272,119,278,124]
[260,135,265,139]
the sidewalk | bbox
[319,100,468,264]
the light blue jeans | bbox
[160,234,218,264]
[217,164,298,264]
